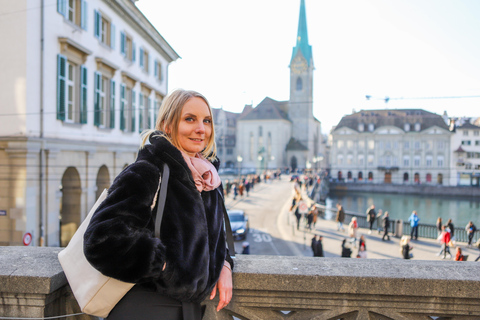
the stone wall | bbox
[2,247,480,320]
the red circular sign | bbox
[23,232,32,246]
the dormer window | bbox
[404,123,410,132]
[358,123,364,132]
[414,123,421,131]
[368,123,375,132]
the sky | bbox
[136,0,480,134]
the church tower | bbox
[289,0,314,148]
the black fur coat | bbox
[84,133,232,303]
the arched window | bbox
[347,171,352,180]
[296,77,303,91]
[358,171,363,181]
[414,172,420,184]
[368,171,373,181]
[426,173,432,183]
[437,173,443,185]
[337,171,343,181]
[403,172,409,182]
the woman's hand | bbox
[210,264,232,312]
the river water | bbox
[324,191,480,227]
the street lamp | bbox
[237,155,243,180]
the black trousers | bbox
[107,285,203,320]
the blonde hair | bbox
[141,89,217,161]
[400,235,410,246]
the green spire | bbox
[291,0,313,66]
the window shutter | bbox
[138,94,144,133]
[154,60,158,78]
[132,41,136,62]
[94,72,101,126]
[120,31,126,56]
[131,90,136,132]
[81,0,87,30]
[110,23,115,49]
[147,97,152,129]
[80,65,88,124]
[120,84,125,131]
[153,100,158,127]
[57,54,67,121]
[94,10,101,39]
[57,0,67,17]
[139,47,144,68]
[110,80,115,128]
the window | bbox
[463,130,469,136]
[347,140,353,149]
[425,141,432,150]
[437,156,444,167]
[367,154,374,166]
[414,123,421,131]
[461,140,472,146]
[358,123,364,132]
[404,141,409,149]
[347,154,353,165]
[94,72,115,128]
[426,173,432,183]
[426,156,432,167]
[437,141,444,149]
[403,156,409,166]
[476,140,480,146]
[94,10,115,49]
[385,156,391,166]
[358,140,365,149]
[56,54,87,124]
[154,59,163,82]
[57,0,87,30]
[358,155,364,166]
[139,47,150,73]
[296,77,303,91]
[403,172,409,182]
[385,141,391,150]
[474,130,479,136]
[120,32,136,62]
[404,123,410,132]
[368,140,375,150]
[414,141,420,149]
[337,155,343,165]
[378,157,383,166]
[414,156,420,167]
[368,123,375,132]
[378,141,383,149]
[337,140,344,148]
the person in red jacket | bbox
[437,225,452,259]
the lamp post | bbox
[237,155,243,181]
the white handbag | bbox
[58,164,170,318]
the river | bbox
[324,191,480,227]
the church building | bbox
[236,0,324,173]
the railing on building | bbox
[2,247,480,320]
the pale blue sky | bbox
[137,0,480,133]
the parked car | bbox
[227,209,249,240]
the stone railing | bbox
[2,247,480,320]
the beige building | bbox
[0,0,178,246]
[330,109,452,185]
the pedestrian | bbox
[311,235,318,256]
[436,217,443,238]
[316,236,324,257]
[357,245,367,258]
[348,217,358,248]
[366,205,376,234]
[454,247,466,261]
[400,235,413,259]
[244,179,250,196]
[359,234,367,251]
[311,205,319,228]
[306,209,314,230]
[238,183,244,197]
[83,89,233,319]
[447,218,455,244]
[382,211,391,241]
[242,241,250,255]
[437,225,452,259]
[376,209,383,234]
[465,221,477,247]
[233,182,238,200]
[408,210,420,240]
[336,203,345,232]
[341,239,352,258]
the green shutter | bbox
[120,84,125,130]
[80,65,87,124]
[139,47,144,68]
[132,41,136,62]
[110,23,115,49]
[94,10,101,39]
[56,54,66,121]
[120,32,126,56]
[131,90,136,132]
[57,0,67,17]
[94,72,101,126]
[110,80,115,129]
[81,0,87,30]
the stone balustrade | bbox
[2,247,480,320]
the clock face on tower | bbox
[291,56,307,74]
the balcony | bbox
[2,247,480,319]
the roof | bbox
[333,109,449,132]
[286,137,309,151]
[456,122,480,130]
[238,97,290,121]
[290,0,313,66]
[454,146,466,153]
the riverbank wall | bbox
[330,182,480,198]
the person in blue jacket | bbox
[408,210,420,240]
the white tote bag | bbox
[58,189,135,318]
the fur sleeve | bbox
[84,160,166,283]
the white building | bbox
[330,109,452,185]
[0,0,178,246]
[450,121,480,186]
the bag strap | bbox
[155,163,170,238]
[216,189,236,258]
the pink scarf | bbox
[181,152,221,192]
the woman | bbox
[454,247,466,261]
[400,235,413,259]
[437,225,452,259]
[436,217,443,238]
[348,217,358,248]
[465,221,477,247]
[84,89,233,320]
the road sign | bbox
[23,232,32,246]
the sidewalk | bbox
[229,176,480,261]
